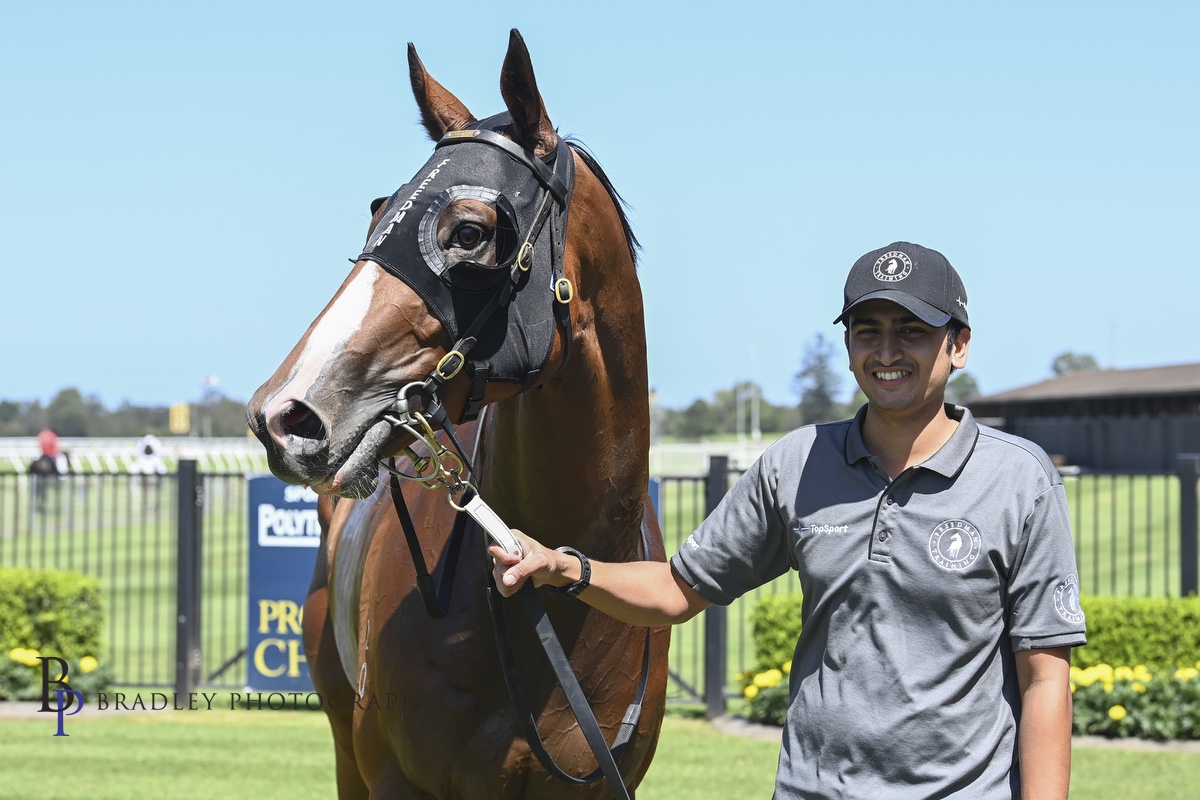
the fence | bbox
[0,467,249,689]
[2,455,1197,715]
[659,453,1200,715]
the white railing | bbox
[0,437,271,474]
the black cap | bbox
[833,241,969,328]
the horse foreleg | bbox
[305,550,369,800]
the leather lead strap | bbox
[388,466,468,619]
[486,577,649,800]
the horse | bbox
[247,29,669,800]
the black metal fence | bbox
[659,453,1200,714]
[0,466,248,689]
[3,454,1197,713]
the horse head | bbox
[248,30,637,500]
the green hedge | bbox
[750,593,1200,673]
[0,566,104,658]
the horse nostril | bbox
[279,402,327,441]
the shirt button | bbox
[878,530,890,543]
[886,496,895,505]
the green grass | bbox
[1,706,1197,799]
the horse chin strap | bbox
[380,405,650,800]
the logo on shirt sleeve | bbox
[928,519,982,570]
[1053,575,1085,624]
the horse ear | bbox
[499,29,558,157]
[408,43,475,142]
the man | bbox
[491,242,1086,799]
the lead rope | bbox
[382,408,650,799]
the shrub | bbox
[0,567,111,701]
[1074,596,1200,670]
[744,592,1200,738]
[749,594,804,674]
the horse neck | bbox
[481,187,649,559]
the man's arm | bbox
[489,531,711,627]
[1015,647,1073,800]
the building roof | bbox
[974,362,1200,403]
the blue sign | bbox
[247,475,320,691]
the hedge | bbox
[0,566,104,659]
[750,593,1200,673]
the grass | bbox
[1,705,1197,799]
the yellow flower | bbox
[1114,666,1135,681]
[79,656,99,674]
[754,669,783,689]
[782,660,792,674]
[8,648,41,667]
[1174,667,1199,682]
[1131,682,1147,694]
[1134,665,1153,682]
[1069,682,1076,694]
[744,685,759,700]
[1108,705,1127,721]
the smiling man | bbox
[492,241,1087,799]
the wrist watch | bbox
[554,546,591,597]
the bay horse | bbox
[247,30,669,800]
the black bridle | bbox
[370,121,652,800]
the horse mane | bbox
[563,137,641,269]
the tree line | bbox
[2,345,1094,441]
[655,333,983,440]
[0,388,251,438]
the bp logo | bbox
[872,250,913,283]
[928,519,982,570]
[1054,575,1085,624]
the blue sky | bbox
[2,1,1196,411]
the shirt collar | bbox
[844,403,979,479]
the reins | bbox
[382,406,651,800]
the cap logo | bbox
[872,251,913,283]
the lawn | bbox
[1,706,1197,799]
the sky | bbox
[2,1,1197,412]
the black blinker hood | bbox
[357,113,575,419]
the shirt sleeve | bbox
[1006,483,1088,651]
[670,457,792,606]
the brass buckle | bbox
[517,242,535,272]
[436,350,466,381]
[554,278,574,304]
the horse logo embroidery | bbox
[1054,575,1086,624]
[928,519,982,570]
[872,250,913,283]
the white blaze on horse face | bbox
[263,265,381,424]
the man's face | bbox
[844,299,970,419]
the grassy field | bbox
[1,471,1194,700]
[1,706,1197,799]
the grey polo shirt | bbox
[672,405,1086,800]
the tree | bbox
[1051,351,1100,376]
[793,334,843,425]
[675,399,717,439]
[46,388,101,437]
[946,372,981,405]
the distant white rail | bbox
[0,437,271,474]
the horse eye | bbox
[452,224,485,249]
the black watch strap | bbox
[554,546,591,597]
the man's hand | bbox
[488,530,577,597]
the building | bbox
[968,362,1200,470]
